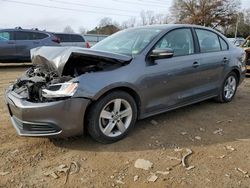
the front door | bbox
[141,28,204,115]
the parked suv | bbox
[53,33,90,48]
[0,28,60,62]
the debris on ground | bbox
[216,120,223,124]
[133,175,139,182]
[44,171,59,179]
[213,128,223,135]
[225,146,236,151]
[116,180,125,184]
[186,166,195,171]
[181,148,193,169]
[57,164,69,173]
[217,155,226,159]
[236,168,248,175]
[150,120,158,126]
[147,173,158,182]
[43,161,80,184]
[134,159,153,170]
[180,132,188,135]
[156,171,170,175]
[69,161,80,175]
[0,171,10,176]
[174,148,183,152]
[199,128,205,132]
[195,136,201,141]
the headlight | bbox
[42,82,78,98]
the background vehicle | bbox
[228,37,245,47]
[53,33,90,48]
[5,24,246,143]
[0,28,60,62]
[84,34,108,47]
[241,35,250,73]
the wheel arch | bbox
[83,86,142,133]
[230,68,241,84]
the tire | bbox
[87,91,137,144]
[215,72,238,103]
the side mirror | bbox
[150,48,174,60]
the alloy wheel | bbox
[224,75,237,100]
[99,98,133,137]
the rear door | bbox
[0,30,16,60]
[194,28,230,94]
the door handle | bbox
[7,41,15,45]
[192,62,200,68]
[222,57,229,64]
[33,41,40,44]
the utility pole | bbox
[235,14,239,39]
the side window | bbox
[33,33,48,40]
[71,35,85,42]
[0,31,11,41]
[154,29,194,56]
[15,31,34,40]
[195,29,221,53]
[56,34,70,42]
[219,37,228,51]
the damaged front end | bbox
[11,47,132,102]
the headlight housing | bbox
[42,82,78,98]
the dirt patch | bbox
[0,67,250,188]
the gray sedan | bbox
[5,24,246,143]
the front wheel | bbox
[215,72,238,103]
[87,91,137,144]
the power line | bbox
[112,0,170,8]
[49,0,140,14]
[134,0,169,6]
[0,0,136,17]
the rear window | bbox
[15,31,48,40]
[55,34,84,42]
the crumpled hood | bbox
[31,46,132,76]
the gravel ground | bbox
[0,66,250,188]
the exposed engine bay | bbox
[11,47,131,102]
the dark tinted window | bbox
[219,37,228,51]
[33,32,48,40]
[55,34,84,42]
[195,29,221,53]
[0,31,11,41]
[55,34,71,42]
[154,28,194,56]
[15,31,47,40]
[71,35,85,42]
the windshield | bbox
[92,28,162,56]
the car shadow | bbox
[51,88,250,152]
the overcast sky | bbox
[1,0,250,33]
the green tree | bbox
[171,0,240,28]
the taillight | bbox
[86,41,90,48]
[52,37,60,44]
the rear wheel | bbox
[87,91,137,144]
[215,72,238,103]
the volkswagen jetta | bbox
[5,24,246,143]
